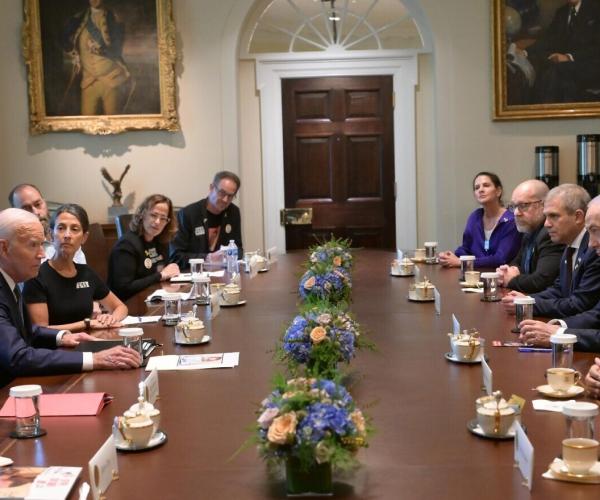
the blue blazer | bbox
[0,273,83,388]
[532,232,600,318]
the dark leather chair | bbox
[82,223,109,282]
[115,214,134,239]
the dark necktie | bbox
[564,247,576,292]
[13,285,27,340]
[568,6,577,31]
[521,237,534,274]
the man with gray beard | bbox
[497,179,564,293]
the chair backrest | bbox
[83,223,109,282]
[115,214,134,239]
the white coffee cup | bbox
[546,367,581,393]
[464,270,481,285]
[451,339,481,361]
[476,406,515,436]
[562,438,599,474]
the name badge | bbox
[195,226,205,236]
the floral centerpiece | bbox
[298,266,352,305]
[307,237,353,272]
[256,377,370,495]
[279,303,368,379]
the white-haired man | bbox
[0,208,140,387]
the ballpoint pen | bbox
[518,347,552,353]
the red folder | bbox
[0,392,112,417]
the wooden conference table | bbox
[0,250,599,499]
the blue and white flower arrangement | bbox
[308,237,353,272]
[279,303,367,378]
[255,377,370,471]
[298,267,352,305]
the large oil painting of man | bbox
[493,0,600,120]
[23,0,179,134]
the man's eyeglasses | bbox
[216,188,236,201]
[147,212,170,223]
[507,200,543,213]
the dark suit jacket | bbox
[0,273,83,388]
[507,225,565,293]
[532,232,600,318]
[528,0,600,67]
[169,198,243,269]
[563,326,600,352]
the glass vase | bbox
[285,457,333,497]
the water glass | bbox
[10,385,45,439]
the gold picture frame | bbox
[493,0,600,120]
[23,0,179,135]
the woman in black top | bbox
[24,204,128,331]
[108,194,180,300]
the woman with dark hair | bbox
[108,194,180,300]
[24,204,127,330]
[438,172,522,269]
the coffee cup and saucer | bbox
[390,258,415,277]
[536,367,585,398]
[546,439,600,483]
[467,406,517,439]
[219,284,246,307]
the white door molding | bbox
[256,52,418,252]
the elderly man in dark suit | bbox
[524,0,600,103]
[497,179,564,293]
[0,208,140,387]
[511,194,600,349]
[502,184,600,320]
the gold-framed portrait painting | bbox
[493,0,600,120]
[23,0,179,134]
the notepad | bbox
[0,393,111,417]
[145,352,239,371]
[0,466,81,500]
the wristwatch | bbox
[84,318,91,329]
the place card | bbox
[210,292,221,319]
[144,368,160,404]
[414,266,421,282]
[452,314,460,336]
[514,421,534,491]
[396,249,403,260]
[89,436,119,500]
[434,288,441,315]
[481,356,492,396]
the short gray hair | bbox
[0,208,40,240]
[546,184,590,214]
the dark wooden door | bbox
[282,75,395,250]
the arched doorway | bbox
[237,0,433,252]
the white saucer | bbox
[115,430,167,452]
[459,281,483,287]
[467,418,516,440]
[175,334,211,345]
[407,295,435,302]
[536,384,585,399]
[170,273,192,282]
[444,352,486,364]
[258,268,269,273]
[0,457,14,467]
[547,458,600,483]
[390,271,414,277]
[410,257,426,263]
[219,299,247,307]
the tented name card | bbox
[89,436,119,500]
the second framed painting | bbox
[23,0,179,134]
[493,0,600,120]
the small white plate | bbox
[219,299,247,307]
[170,273,192,282]
[536,384,585,399]
[467,419,516,440]
[115,430,167,452]
[0,457,14,467]
[175,334,211,345]
[548,459,600,483]
[444,352,486,364]
[407,296,435,302]
[410,257,426,263]
[390,272,414,277]
[459,281,483,287]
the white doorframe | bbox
[255,51,418,253]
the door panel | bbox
[282,75,395,250]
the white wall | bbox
[2,0,600,254]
